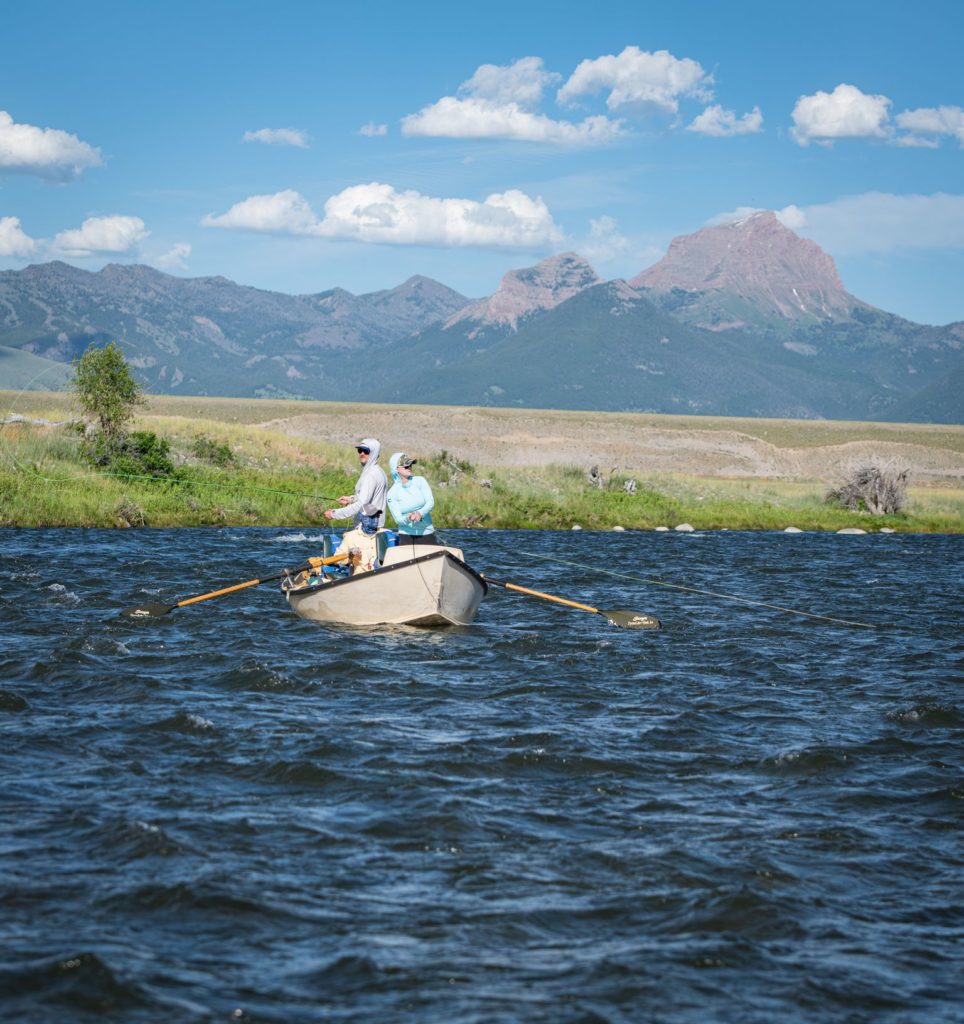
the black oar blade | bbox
[120,602,176,618]
[601,610,661,629]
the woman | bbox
[387,452,438,546]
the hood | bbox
[388,451,411,483]
[357,437,381,464]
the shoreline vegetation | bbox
[1,391,962,532]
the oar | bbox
[484,577,661,629]
[122,553,349,618]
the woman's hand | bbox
[407,511,422,522]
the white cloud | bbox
[710,194,964,254]
[154,243,192,271]
[403,97,623,144]
[895,105,964,147]
[775,205,808,230]
[243,127,309,148]
[0,216,38,257]
[892,133,940,149]
[688,104,763,137]
[203,183,563,248]
[359,122,388,137]
[402,56,623,145]
[202,189,319,233]
[577,215,633,264]
[460,56,560,108]
[790,83,891,146]
[0,110,102,181]
[53,216,149,257]
[557,46,713,114]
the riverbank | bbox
[2,391,962,530]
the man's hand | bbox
[324,509,335,520]
[338,496,351,506]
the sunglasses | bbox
[356,447,370,455]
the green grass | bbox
[1,391,961,531]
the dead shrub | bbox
[825,461,909,515]
[114,498,145,527]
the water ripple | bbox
[1,527,961,1023]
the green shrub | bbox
[191,433,236,467]
[83,430,176,479]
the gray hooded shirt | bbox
[329,437,388,526]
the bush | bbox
[826,461,908,515]
[191,433,236,467]
[424,449,475,484]
[83,430,176,479]
[114,498,146,527]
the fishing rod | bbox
[524,551,879,629]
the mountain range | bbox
[1,211,961,422]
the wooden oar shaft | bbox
[174,552,349,610]
[176,578,264,607]
[499,581,600,615]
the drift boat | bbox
[282,536,487,627]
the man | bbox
[324,438,388,573]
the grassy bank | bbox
[1,392,962,531]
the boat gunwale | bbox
[284,547,488,601]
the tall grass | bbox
[2,401,961,531]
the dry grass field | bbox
[2,390,962,530]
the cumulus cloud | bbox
[53,216,149,257]
[688,104,763,137]
[461,56,560,107]
[557,46,713,114]
[709,194,964,254]
[403,97,623,144]
[154,243,192,271]
[0,216,38,257]
[359,122,388,137]
[790,83,891,146]
[0,110,102,181]
[402,56,624,145]
[706,206,806,230]
[895,105,964,147]
[203,183,563,248]
[243,127,309,148]
[202,189,319,233]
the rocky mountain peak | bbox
[631,211,859,326]
[447,251,601,332]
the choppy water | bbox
[1,527,961,1024]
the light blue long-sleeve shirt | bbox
[387,453,435,536]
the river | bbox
[1,527,961,1023]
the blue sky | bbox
[1,0,962,324]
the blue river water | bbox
[1,527,961,1023]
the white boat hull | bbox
[285,546,486,627]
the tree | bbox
[73,341,145,438]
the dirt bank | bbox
[259,407,964,484]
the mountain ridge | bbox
[1,214,961,422]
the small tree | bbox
[73,341,145,439]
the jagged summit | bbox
[632,211,862,328]
[447,251,601,332]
